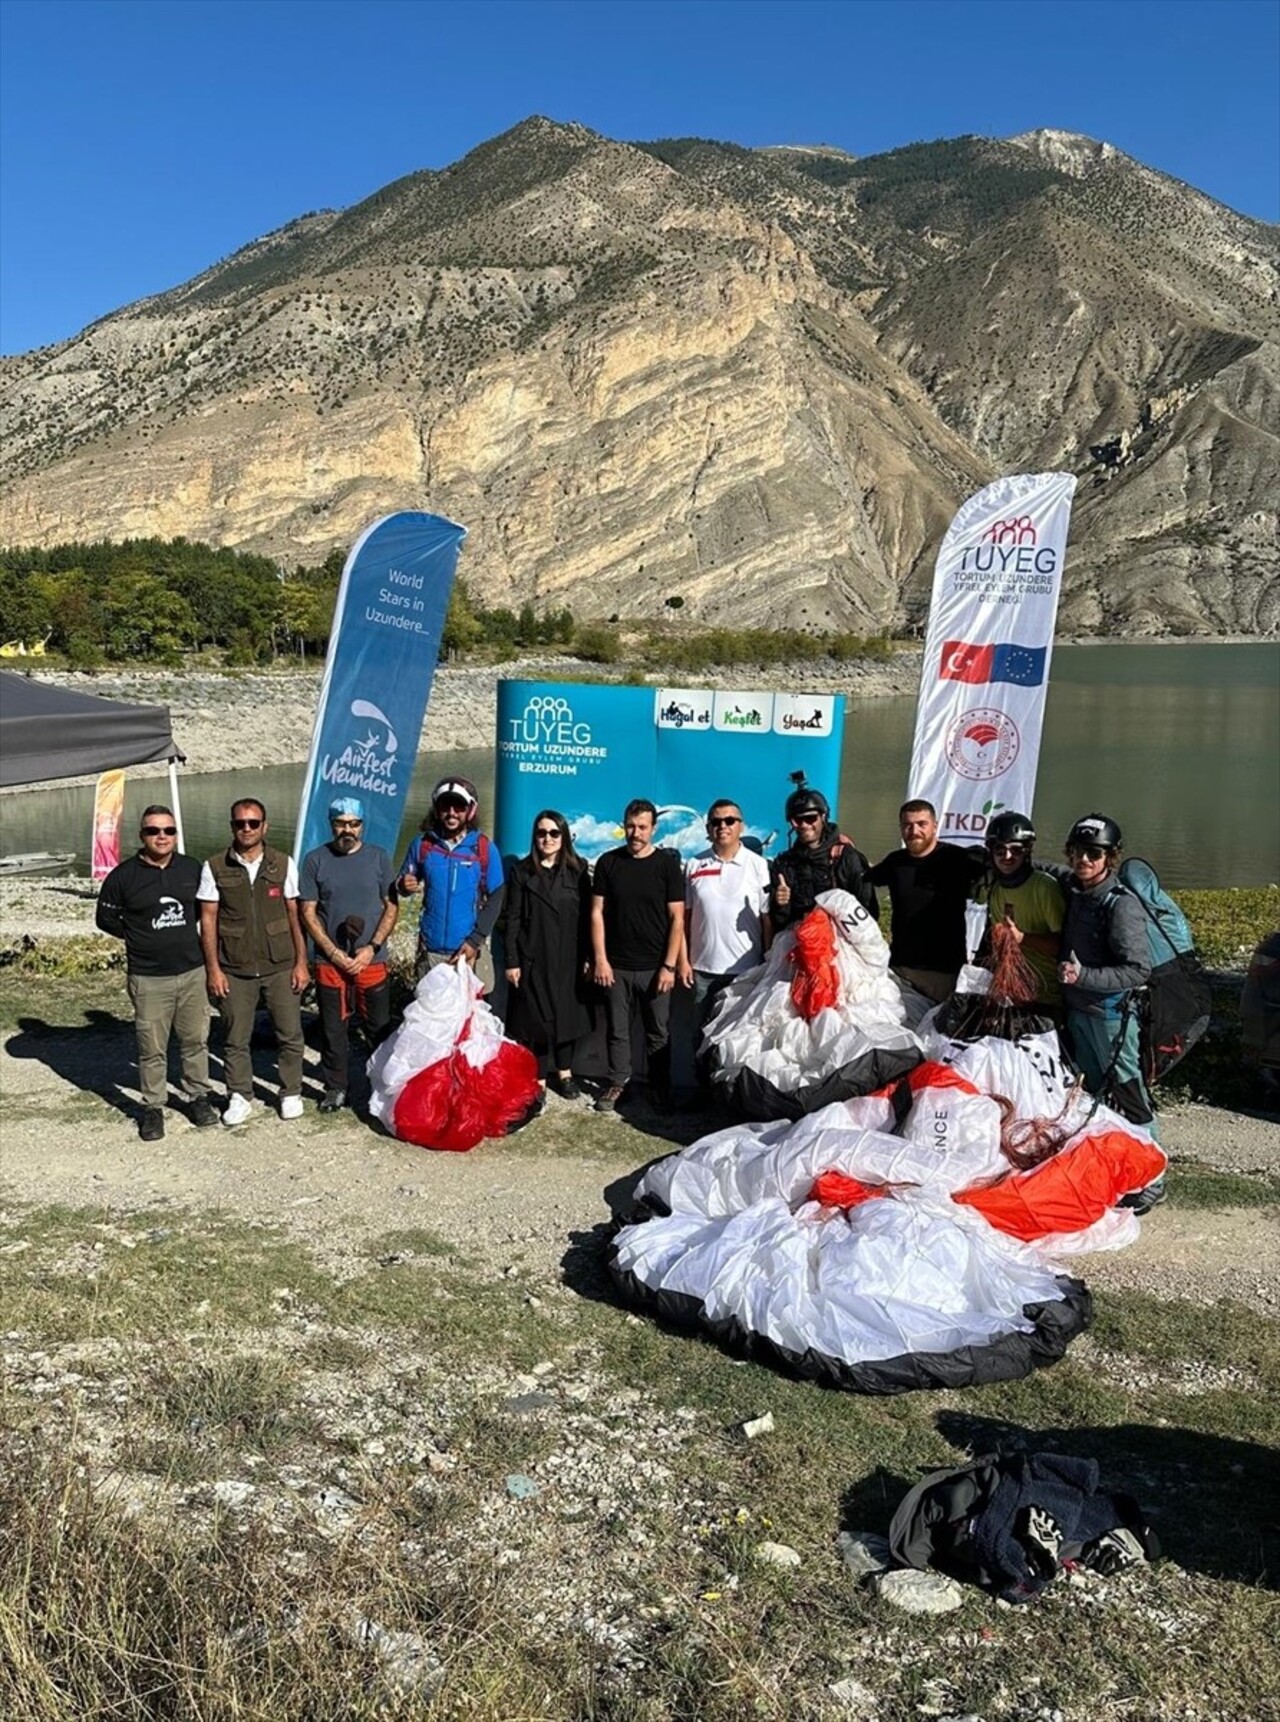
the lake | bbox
[2,643,1276,890]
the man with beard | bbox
[868,799,985,1002]
[770,783,878,932]
[299,798,398,1114]
[95,803,218,1139]
[199,798,309,1126]
[590,798,685,1113]
[398,776,505,991]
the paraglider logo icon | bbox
[944,707,1020,781]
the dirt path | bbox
[2,1017,1276,1311]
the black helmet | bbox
[785,785,829,824]
[1066,812,1122,852]
[986,811,1036,850]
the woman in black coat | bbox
[501,809,593,1100]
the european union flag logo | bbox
[991,643,1047,687]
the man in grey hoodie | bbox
[1058,813,1163,1211]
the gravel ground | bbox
[0,1015,1275,1314]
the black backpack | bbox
[1110,859,1212,1085]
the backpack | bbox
[888,1452,1159,1605]
[416,829,495,910]
[1112,858,1212,1084]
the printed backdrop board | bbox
[495,681,845,862]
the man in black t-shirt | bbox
[95,804,218,1140]
[590,798,685,1112]
[868,799,985,1003]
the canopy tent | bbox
[0,672,183,786]
[0,672,187,846]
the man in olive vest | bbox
[198,797,309,1126]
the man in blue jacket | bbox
[397,776,505,992]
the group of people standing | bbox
[96,775,1160,1177]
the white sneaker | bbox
[222,1093,254,1128]
[279,1094,304,1121]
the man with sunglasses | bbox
[198,798,309,1127]
[299,798,398,1114]
[1059,815,1162,1207]
[679,799,772,1090]
[398,776,505,992]
[770,783,878,932]
[976,812,1066,1012]
[96,804,217,1140]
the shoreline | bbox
[5,633,1267,795]
[0,651,924,792]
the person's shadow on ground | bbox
[933,1408,1279,1589]
[7,1009,138,1118]
[5,1008,328,1121]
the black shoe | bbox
[189,1097,220,1130]
[318,1088,347,1114]
[1120,1175,1167,1216]
[552,1074,584,1101]
[138,1107,165,1142]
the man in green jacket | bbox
[198,797,309,1126]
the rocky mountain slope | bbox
[1,119,1276,634]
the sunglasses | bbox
[709,815,741,828]
[232,818,263,830]
[1070,844,1110,862]
[437,799,469,813]
[331,819,363,830]
[989,842,1026,857]
[141,825,177,837]
[535,827,562,839]
[793,812,822,825]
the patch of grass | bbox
[1090,1290,1280,1391]
[1168,1160,1280,1210]
[0,933,123,979]
[0,967,126,1030]
[132,1351,311,1483]
[300,1330,374,1373]
[366,1227,458,1260]
[1179,885,1279,969]
[0,1206,338,1342]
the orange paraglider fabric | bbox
[955,1129,1166,1241]
[809,1171,888,1210]
[789,908,841,1019]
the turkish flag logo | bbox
[939,641,995,682]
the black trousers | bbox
[316,974,391,1090]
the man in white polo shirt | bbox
[678,797,772,1093]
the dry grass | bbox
[1,1198,1278,1720]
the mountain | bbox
[1,118,1276,634]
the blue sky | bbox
[1,0,1276,354]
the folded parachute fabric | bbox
[609,1030,1166,1394]
[705,889,927,1120]
[368,964,541,1151]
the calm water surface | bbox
[2,643,1276,890]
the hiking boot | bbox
[221,1093,254,1128]
[594,1084,626,1114]
[318,1088,346,1114]
[1120,1175,1167,1216]
[279,1094,304,1122]
[138,1106,164,1142]
[189,1097,220,1130]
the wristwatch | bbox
[661,962,676,973]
